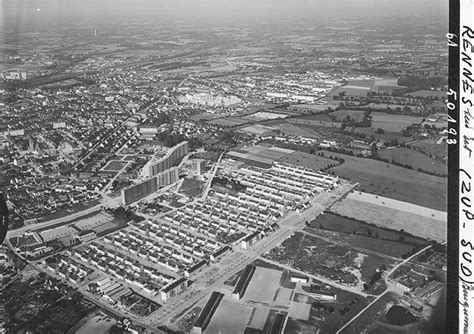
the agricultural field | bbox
[103,160,128,171]
[227,145,295,166]
[377,147,447,175]
[287,118,340,128]
[371,112,424,132]
[322,151,447,210]
[408,138,448,162]
[251,111,289,119]
[293,113,334,122]
[268,121,324,137]
[329,109,366,122]
[209,117,250,127]
[276,151,338,171]
[238,124,277,136]
[353,127,413,143]
[331,197,447,243]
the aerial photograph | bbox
[0,0,449,333]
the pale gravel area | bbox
[330,197,446,243]
[346,192,447,218]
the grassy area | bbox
[371,112,424,132]
[304,228,419,259]
[179,178,206,198]
[103,160,128,171]
[276,151,338,171]
[408,139,447,161]
[323,151,446,209]
[378,147,447,175]
[329,109,366,122]
[294,113,333,121]
[339,292,400,334]
[330,198,447,243]
[308,213,427,246]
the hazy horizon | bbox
[2,0,448,30]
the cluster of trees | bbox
[211,176,246,192]
[397,76,447,92]
[312,302,335,313]
[340,111,372,130]
[155,131,202,150]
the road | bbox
[200,152,224,201]
[141,181,357,328]
[260,257,375,298]
[335,244,433,334]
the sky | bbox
[2,0,448,27]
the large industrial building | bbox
[232,264,255,300]
[192,291,224,334]
[148,141,189,177]
[160,277,188,302]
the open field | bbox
[238,124,277,136]
[329,109,366,122]
[353,128,414,143]
[205,298,253,334]
[377,147,447,175]
[371,112,424,132]
[103,160,128,171]
[277,151,337,171]
[287,118,340,128]
[293,113,333,122]
[209,117,250,127]
[323,151,446,209]
[179,178,206,198]
[251,111,289,119]
[243,267,283,303]
[307,212,427,246]
[305,228,418,259]
[409,139,447,161]
[346,191,446,220]
[331,197,446,243]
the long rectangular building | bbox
[122,167,180,205]
[149,141,188,177]
[192,291,224,334]
[232,265,255,300]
